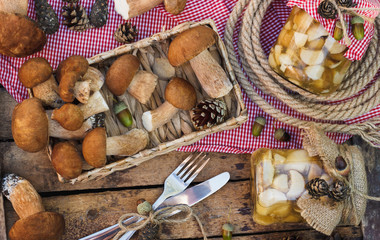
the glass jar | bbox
[268,6,351,95]
[250,149,330,225]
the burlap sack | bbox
[297,124,368,235]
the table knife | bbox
[80,172,230,240]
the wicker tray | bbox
[33,19,247,183]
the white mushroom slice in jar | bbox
[286,150,310,162]
[306,38,325,50]
[279,54,294,66]
[324,36,347,54]
[325,59,342,69]
[305,65,325,80]
[286,170,305,200]
[333,71,345,85]
[262,158,275,188]
[307,24,329,41]
[272,174,289,192]
[294,32,308,48]
[274,45,283,65]
[284,66,302,80]
[307,163,323,181]
[274,153,286,164]
[300,49,326,65]
[283,163,310,175]
[258,188,287,208]
[293,10,313,32]
[268,52,277,68]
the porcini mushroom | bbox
[114,0,163,20]
[0,12,46,57]
[18,57,62,108]
[168,26,233,98]
[82,127,149,165]
[51,141,83,179]
[106,54,158,104]
[51,103,84,131]
[142,77,196,131]
[2,174,65,240]
[57,55,89,102]
[12,98,48,153]
[164,0,186,15]
[73,66,105,104]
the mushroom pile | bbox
[253,149,332,225]
[268,7,351,95]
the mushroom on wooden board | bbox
[2,174,65,240]
[142,77,196,131]
[82,127,149,167]
[0,11,46,57]
[18,57,63,108]
[164,0,186,15]
[114,0,163,20]
[11,98,49,153]
[106,54,158,104]
[168,26,233,98]
[51,141,83,180]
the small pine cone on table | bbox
[62,3,91,32]
[89,0,108,28]
[114,22,138,44]
[191,99,227,130]
[328,180,349,202]
[306,178,329,199]
[34,0,59,34]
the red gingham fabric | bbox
[288,0,380,60]
[0,0,379,154]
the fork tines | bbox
[174,152,210,184]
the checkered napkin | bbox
[288,0,380,60]
[0,0,379,154]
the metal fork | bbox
[80,152,210,240]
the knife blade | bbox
[80,172,230,240]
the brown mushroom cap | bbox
[52,103,84,131]
[56,55,89,82]
[167,26,217,67]
[106,54,140,96]
[51,141,83,180]
[11,98,48,153]
[0,12,46,58]
[82,127,107,168]
[9,211,65,240]
[165,77,196,110]
[18,58,53,88]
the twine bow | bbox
[325,0,380,45]
[113,204,208,240]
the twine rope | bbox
[113,205,207,240]
[224,0,380,147]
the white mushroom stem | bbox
[106,129,149,156]
[127,70,158,104]
[74,67,105,104]
[32,75,63,108]
[152,58,175,80]
[49,117,93,140]
[142,101,179,132]
[114,0,163,20]
[79,91,109,119]
[189,49,233,98]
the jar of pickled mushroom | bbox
[250,148,332,225]
[268,6,351,95]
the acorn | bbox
[351,16,364,40]
[335,156,350,176]
[137,199,152,216]
[252,116,266,137]
[334,21,344,41]
[274,128,291,142]
[113,101,133,127]
[222,223,233,240]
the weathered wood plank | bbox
[0,88,17,140]
[0,142,250,192]
[4,180,330,240]
[349,136,380,240]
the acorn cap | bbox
[82,127,107,168]
[168,26,217,67]
[165,77,196,110]
[9,211,65,240]
[18,58,52,88]
[106,54,140,96]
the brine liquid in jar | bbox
[251,149,330,225]
[268,6,351,95]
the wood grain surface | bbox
[0,84,375,239]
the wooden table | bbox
[0,87,378,239]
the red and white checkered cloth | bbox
[0,0,379,154]
[288,0,380,60]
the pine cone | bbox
[337,0,357,8]
[137,222,160,240]
[90,0,108,28]
[62,3,91,32]
[114,22,138,44]
[306,178,329,199]
[34,0,59,34]
[328,180,349,202]
[318,0,337,19]
[191,99,227,130]
[62,0,78,3]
